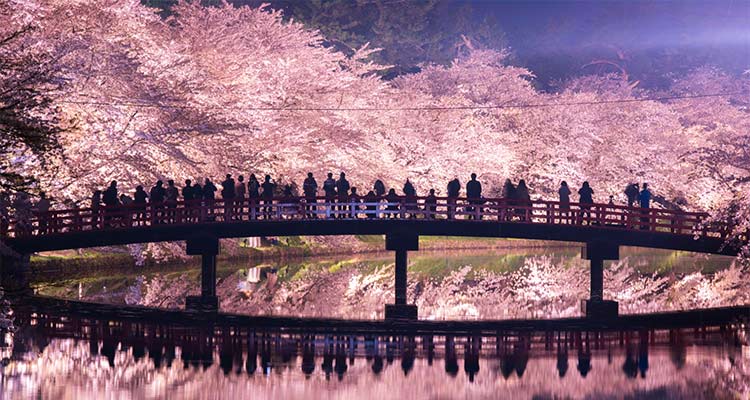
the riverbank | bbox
[29,236,578,283]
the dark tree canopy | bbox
[0,20,65,191]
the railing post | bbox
[250,200,256,220]
[546,203,552,224]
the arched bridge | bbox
[0,196,741,319]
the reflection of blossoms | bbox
[72,255,749,321]
[0,287,13,332]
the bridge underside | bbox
[4,219,734,256]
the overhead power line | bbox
[59,92,744,112]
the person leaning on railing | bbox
[385,188,399,219]
[424,189,437,219]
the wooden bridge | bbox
[0,196,741,319]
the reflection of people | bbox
[556,338,569,378]
[638,330,649,378]
[401,337,416,376]
[669,330,686,370]
[577,333,592,378]
[335,343,348,381]
[464,338,480,382]
[514,336,530,378]
[301,340,316,378]
[444,336,459,377]
[622,346,638,379]
[246,334,258,374]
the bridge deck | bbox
[1,196,736,254]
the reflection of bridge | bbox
[0,197,742,318]
[9,301,747,381]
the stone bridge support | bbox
[581,241,619,318]
[185,236,220,312]
[384,232,419,320]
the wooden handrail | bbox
[1,195,721,239]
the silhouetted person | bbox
[446,177,461,219]
[166,179,179,223]
[133,185,148,225]
[639,183,652,230]
[323,172,336,218]
[247,174,260,218]
[90,190,102,228]
[364,190,377,219]
[221,174,236,221]
[625,183,639,207]
[403,179,417,218]
[103,180,118,207]
[182,179,194,202]
[466,173,482,220]
[203,178,217,221]
[192,180,203,216]
[516,179,531,221]
[119,193,133,226]
[149,181,165,224]
[261,175,276,219]
[424,189,437,219]
[236,175,246,219]
[35,193,51,234]
[502,179,516,221]
[577,181,594,225]
[558,181,571,223]
[373,179,386,218]
[385,188,399,218]
[336,172,350,218]
[303,172,318,219]
[374,179,386,197]
[349,187,360,218]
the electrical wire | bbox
[57,91,745,112]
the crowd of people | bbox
[0,171,661,235]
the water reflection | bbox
[33,248,746,321]
[2,309,749,399]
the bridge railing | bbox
[0,196,722,239]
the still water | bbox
[1,310,749,399]
[3,245,748,398]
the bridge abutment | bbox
[0,253,31,296]
[581,242,619,318]
[185,237,220,312]
[384,232,418,320]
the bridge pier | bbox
[185,237,220,312]
[581,242,619,318]
[0,253,31,296]
[384,232,418,320]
